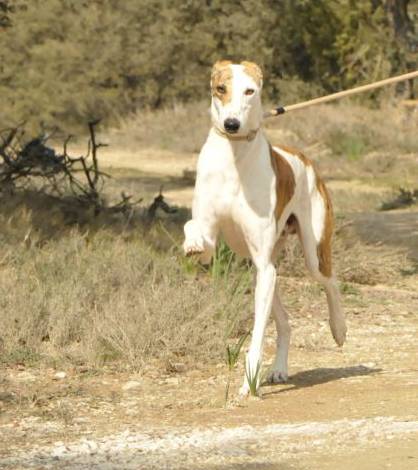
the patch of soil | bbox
[352,211,418,261]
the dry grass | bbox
[0,191,414,373]
[1,100,417,373]
[105,100,418,199]
[0,197,254,369]
[279,220,414,286]
[108,99,418,157]
[265,100,418,154]
[105,102,210,154]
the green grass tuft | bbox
[245,360,262,397]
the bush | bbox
[0,0,414,132]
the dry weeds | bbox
[0,193,415,374]
[0,200,254,369]
[1,101,417,375]
[108,100,418,172]
[104,101,418,210]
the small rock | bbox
[362,362,376,368]
[51,446,66,459]
[122,380,141,391]
[165,377,180,385]
[87,440,98,454]
[54,371,67,380]
[171,362,186,373]
[166,361,186,373]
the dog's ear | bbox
[211,60,232,80]
[241,61,263,86]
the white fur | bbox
[184,64,346,396]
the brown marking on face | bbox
[211,60,233,105]
[316,175,334,278]
[269,147,296,220]
[241,61,263,87]
[212,60,232,71]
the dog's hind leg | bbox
[296,189,347,346]
[267,282,291,383]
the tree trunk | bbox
[386,0,414,39]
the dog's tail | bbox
[326,290,347,347]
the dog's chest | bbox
[214,168,241,217]
[199,150,274,224]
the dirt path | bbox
[1,276,417,469]
[2,417,417,469]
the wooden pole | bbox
[264,70,418,118]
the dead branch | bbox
[148,188,177,219]
[0,121,139,215]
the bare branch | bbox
[0,121,148,217]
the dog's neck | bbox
[208,126,267,167]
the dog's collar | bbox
[213,126,259,142]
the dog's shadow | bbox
[262,365,382,396]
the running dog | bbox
[183,60,347,396]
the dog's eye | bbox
[245,88,255,96]
[216,85,226,94]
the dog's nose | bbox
[224,118,240,133]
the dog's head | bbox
[210,60,263,136]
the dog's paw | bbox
[183,240,204,257]
[266,370,288,384]
[330,317,347,347]
[183,221,205,257]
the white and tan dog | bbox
[183,60,347,396]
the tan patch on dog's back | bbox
[276,144,334,277]
[270,147,296,220]
[278,144,312,167]
[211,60,233,104]
[241,61,263,86]
[316,176,334,277]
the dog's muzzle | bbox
[224,118,240,134]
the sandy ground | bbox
[1,146,417,469]
[1,273,417,469]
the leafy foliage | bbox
[0,0,10,27]
[0,0,416,131]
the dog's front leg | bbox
[240,261,276,397]
[183,218,218,265]
[183,164,219,264]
